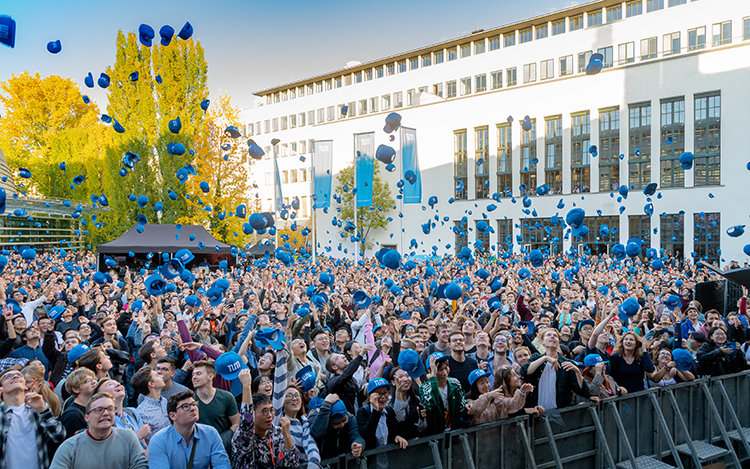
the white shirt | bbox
[4,404,40,469]
[538,362,558,411]
[21,295,47,324]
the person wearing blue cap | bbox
[308,393,364,460]
[418,352,468,435]
[356,377,410,455]
[579,354,627,398]
[647,348,696,387]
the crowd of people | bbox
[0,247,748,469]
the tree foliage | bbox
[177,93,251,245]
[0,72,110,200]
[334,162,394,254]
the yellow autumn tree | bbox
[178,93,255,245]
[0,72,110,200]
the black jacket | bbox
[356,405,401,450]
[696,341,749,376]
[309,400,365,460]
[327,355,364,415]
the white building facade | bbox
[242,0,750,266]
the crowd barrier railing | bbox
[315,371,750,469]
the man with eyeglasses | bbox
[50,392,147,469]
[148,389,230,469]
[447,331,478,392]
[0,368,65,469]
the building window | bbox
[560,55,573,76]
[598,46,614,68]
[506,68,517,86]
[694,213,720,264]
[578,216,619,255]
[497,219,513,252]
[627,1,643,17]
[660,98,685,188]
[460,77,471,95]
[647,0,664,12]
[688,27,706,51]
[446,80,457,98]
[447,47,457,61]
[307,111,315,125]
[629,215,652,257]
[454,130,468,200]
[571,112,591,193]
[744,17,750,40]
[504,33,516,47]
[552,20,565,36]
[364,70,372,81]
[409,57,419,70]
[460,43,471,58]
[370,96,379,113]
[381,95,391,111]
[375,66,384,79]
[545,117,563,194]
[397,60,407,73]
[519,28,532,44]
[264,120,270,133]
[475,220,491,253]
[668,0,686,6]
[300,167,307,181]
[290,115,296,128]
[280,116,288,130]
[661,213,684,258]
[454,220,468,254]
[297,86,304,97]
[664,32,680,55]
[713,21,732,46]
[578,51,592,73]
[300,140,307,155]
[282,170,288,184]
[599,108,621,192]
[489,35,501,51]
[422,55,432,67]
[265,172,272,186]
[641,37,657,60]
[497,123,512,196]
[475,40,485,55]
[290,169,298,183]
[536,24,549,40]
[335,77,342,88]
[435,50,444,64]
[694,93,721,186]
[475,127,489,199]
[520,119,537,195]
[475,74,487,92]
[358,99,367,115]
[407,89,414,106]
[629,102,651,191]
[393,92,403,109]
[325,80,333,91]
[272,118,279,132]
[246,123,254,136]
[491,70,503,89]
[306,84,314,95]
[540,59,554,80]
[570,15,584,31]
[619,42,635,64]
[523,218,564,253]
[523,63,537,83]
[607,5,622,22]
[353,72,362,84]
[434,83,444,97]
[588,9,603,27]
[386,63,395,76]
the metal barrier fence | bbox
[317,371,750,469]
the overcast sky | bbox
[1,0,581,111]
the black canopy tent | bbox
[97,224,235,272]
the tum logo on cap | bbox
[227,361,241,372]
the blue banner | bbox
[355,133,375,207]
[401,127,421,204]
[273,150,283,212]
[312,140,333,209]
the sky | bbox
[1,0,581,111]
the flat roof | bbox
[254,0,627,97]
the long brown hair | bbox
[21,365,60,416]
[495,366,516,394]
[283,384,308,420]
[613,331,644,359]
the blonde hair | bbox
[21,365,60,416]
[613,331,644,359]
[65,367,95,396]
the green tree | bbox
[177,93,251,245]
[0,72,109,201]
[334,162,394,254]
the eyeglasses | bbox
[1,372,22,382]
[256,407,274,416]
[494,337,507,343]
[373,388,390,396]
[177,402,198,412]
[88,406,115,416]
[284,394,301,402]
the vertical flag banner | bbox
[401,127,421,204]
[355,132,375,207]
[273,148,284,212]
[312,140,333,209]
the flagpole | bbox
[311,141,317,263]
[399,128,404,254]
[353,134,358,263]
[273,146,279,249]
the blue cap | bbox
[0,16,17,49]
[398,349,426,379]
[159,25,174,46]
[444,282,463,300]
[679,151,694,170]
[566,208,585,236]
[138,24,155,46]
[352,290,371,308]
[167,143,186,155]
[428,352,450,366]
[375,145,396,164]
[583,354,608,367]
[145,273,166,296]
[330,400,347,421]
[47,39,62,54]
[185,295,200,307]
[468,369,492,386]
[130,299,144,312]
[366,377,391,395]
[384,112,402,133]
[214,352,249,381]
[48,305,66,320]
[68,344,90,364]
[254,328,286,351]
[177,22,193,40]
[529,250,543,268]
[673,349,694,371]
[296,365,316,392]
[727,225,745,238]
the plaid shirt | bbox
[0,402,66,469]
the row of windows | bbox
[263,196,311,218]
[250,19,744,136]
[261,2,747,106]
[465,212,718,263]
[264,168,309,186]
[452,92,720,200]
